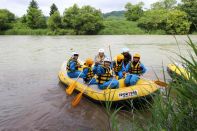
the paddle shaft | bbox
[140,76,168,87]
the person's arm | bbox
[121,62,126,72]
[70,61,76,72]
[97,66,105,75]
[125,63,130,73]
[140,63,147,74]
[93,65,97,74]
[83,68,89,77]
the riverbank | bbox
[1,18,196,35]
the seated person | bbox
[122,48,132,68]
[94,48,107,65]
[94,57,119,90]
[112,54,125,79]
[125,53,147,86]
[82,58,97,85]
[66,52,83,78]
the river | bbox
[0,35,196,131]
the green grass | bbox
[99,18,167,35]
[99,18,145,35]
[192,31,197,35]
[2,29,49,35]
[0,28,76,35]
[145,37,197,130]
[103,36,197,130]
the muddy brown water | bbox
[0,35,196,131]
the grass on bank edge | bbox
[0,28,76,35]
[103,36,197,130]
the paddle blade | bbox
[71,93,83,107]
[66,82,76,95]
[154,80,168,87]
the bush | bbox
[0,9,15,30]
[138,9,191,34]
[62,4,104,35]
[137,9,167,32]
[47,11,62,31]
[165,9,191,34]
[146,37,197,130]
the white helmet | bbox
[72,52,79,56]
[122,48,129,53]
[98,48,105,53]
[104,57,111,63]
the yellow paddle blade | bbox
[71,92,83,107]
[66,82,77,95]
[154,80,168,87]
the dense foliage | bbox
[0,0,197,35]
[124,2,144,21]
[135,0,193,34]
[62,4,104,35]
[151,0,177,10]
[138,9,191,34]
[0,9,15,30]
[50,3,58,16]
[180,0,197,32]
[47,11,62,31]
[26,0,46,29]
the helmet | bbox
[133,53,140,58]
[72,52,79,56]
[104,57,111,63]
[98,48,105,53]
[122,48,129,53]
[117,54,124,61]
[85,58,94,65]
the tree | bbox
[180,0,197,31]
[138,9,191,34]
[50,3,58,16]
[0,9,15,30]
[138,9,167,32]
[21,14,27,23]
[78,5,104,34]
[26,0,46,29]
[47,11,62,31]
[165,10,191,34]
[29,0,38,9]
[62,4,80,29]
[63,4,103,34]
[151,0,177,10]
[125,2,144,21]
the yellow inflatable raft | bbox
[58,62,159,103]
[167,63,189,79]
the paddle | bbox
[66,71,83,95]
[154,80,168,87]
[140,76,168,87]
[71,76,96,107]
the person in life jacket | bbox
[94,48,107,65]
[66,52,83,78]
[121,48,132,67]
[94,57,119,90]
[82,58,97,85]
[112,54,126,79]
[125,53,147,86]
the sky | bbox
[0,0,160,17]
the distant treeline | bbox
[0,0,196,35]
